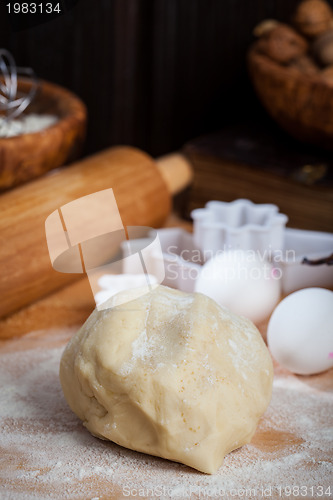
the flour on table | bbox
[0,329,332,500]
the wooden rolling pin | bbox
[0,146,192,319]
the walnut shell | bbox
[313,29,333,65]
[294,0,333,38]
[257,24,308,64]
[289,55,320,75]
[253,19,280,37]
[320,64,333,84]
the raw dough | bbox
[60,285,273,474]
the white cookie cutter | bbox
[191,199,288,258]
[118,227,332,295]
[121,227,201,293]
[154,227,333,295]
[281,228,333,294]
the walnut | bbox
[257,24,308,64]
[312,29,333,65]
[253,19,280,38]
[289,55,320,75]
[294,0,333,38]
[320,64,333,84]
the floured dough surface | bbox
[60,285,273,474]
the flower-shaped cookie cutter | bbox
[191,199,288,259]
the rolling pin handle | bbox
[155,153,193,196]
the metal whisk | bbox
[0,49,38,122]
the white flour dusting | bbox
[0,331,332,500]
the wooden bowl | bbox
[0,78,87,190]
[248,43,333,150]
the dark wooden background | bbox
[0,0,306,157]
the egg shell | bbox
[267,288,333,375]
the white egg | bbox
[195,249,281,323]
[267,288,333,375]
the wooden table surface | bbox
[0,216,332,500]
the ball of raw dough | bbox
[60,285,273,474]
[267,288,333,375]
